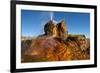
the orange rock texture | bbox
[21,20,90,63]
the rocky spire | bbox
[56,20,68,40]
[44,20,57,37]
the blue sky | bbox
[21,10,90,38]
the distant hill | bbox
[21,36,36,40]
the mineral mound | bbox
[21,20,90,63]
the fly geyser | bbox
[44,20,68,39]
[21,19,90,63]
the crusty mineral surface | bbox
[21,20,90,63]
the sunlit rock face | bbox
[44,20,57,37]
[21,35,90,62]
